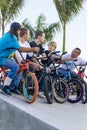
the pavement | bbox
[0,91,87,130]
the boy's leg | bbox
[1,59,19,95]
[10,72,22,95]
[38,74,45,98]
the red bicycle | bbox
[0,61,38,104]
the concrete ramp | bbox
[0,98,58,130]
[0,92,87,130]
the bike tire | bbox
[80,79,87,104]
[44,74,54,104]
[67,79,83,103]
[52,78,69,103]
[22,72,38,104]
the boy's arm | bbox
[13,53,22,66]
[32,57,40,65]
[18,47,39,53]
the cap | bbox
[10,22,21,31]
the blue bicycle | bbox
[58,60,83,103]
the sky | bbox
[1,0,87,60]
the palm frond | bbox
[43,21,60,42]
[35,13,47,31]
[1,0,25,26]
[21,19,35,41]
[0,0,7,8]
[53,0,84,23]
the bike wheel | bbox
[22,72,38,104]
[68,79,83,103]
[52,78,69,103]
[44,74,54,104]
[80,80,87,104]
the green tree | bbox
[22,14,60,43]
[0,0,25,35]
[0,0,7,30]
[0,0,7,8]
[53,0,85,52]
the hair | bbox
[9,29,18,38]
[20,28,29,37]
[48,41,57,49]
[35,30,44,39]
[9,22,21,38]
[75,47,81,54]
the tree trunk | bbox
[2,18,5,35]
[62,22,66,53]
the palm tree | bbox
[0,0,7,30]
[0,0,25,35]
[22,13,60,43]
[53,0,85,52]
[0,0,7,7]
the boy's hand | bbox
[40,53,47,60]
[42,53,46,58]
[33,47,40,53]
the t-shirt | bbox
[0,32,21,65]
[29,41,44,56]
[59,53,87,70]
[15,41,33,62]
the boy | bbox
[39,41,60,98]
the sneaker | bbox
[11,89,21,95]
[2,86,11,95]
[38,92,45,98]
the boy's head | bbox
[19,28,30,41]
[35,30,45,43]
[48,41,57,52]
[9,22,21,37]
[71,48,81,58]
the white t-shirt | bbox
[59,53,87,70]
[15,41,33,62]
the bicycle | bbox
[0,49,38,104]
[36,55,54,104]
[74,63,87,104]
[50,52,69,103]
[58,60,83,103]
[36,51,69,104]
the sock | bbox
[4,77,12,86]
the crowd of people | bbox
[0,21,87,99]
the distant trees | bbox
[22,13,60,43]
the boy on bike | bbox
[0,22,39,95]
[39,41,60,98]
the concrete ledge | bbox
[0,99,58,130]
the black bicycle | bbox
[37,51,69,104]
[35,54,55,104]
[50,52,69,103]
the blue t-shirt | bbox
[0,32,21,65]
